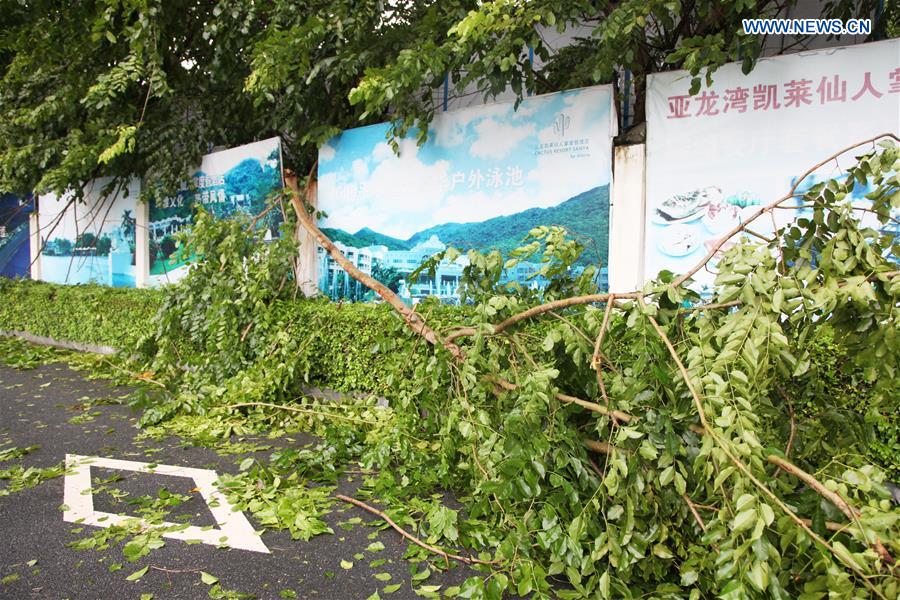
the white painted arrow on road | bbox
[63,454,270,554]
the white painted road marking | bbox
[63,454,270,554]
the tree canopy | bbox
[0,0,889,197]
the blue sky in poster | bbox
[318,86,614,240]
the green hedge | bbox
[2,279,896,477]
[0,279,437,397]
[0,279,162,349]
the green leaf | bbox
[598,571,610,599]
[731,508,757,533]
[125,566,149,581]
[200,572,219,585]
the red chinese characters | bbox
[784,78,814,108]
[753,84,781,111]
[817,75,847,103]
[664,69,892,119]
[667,94,692,119]
[723,87,750,113]
[889,68,900,94]
[694,91,720,116]
[851,72,883,100]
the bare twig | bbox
[335,494,499,566]
[678,300,743,313]
[744,228,774,243]
[246,202,276,231]
[445,292,643,343]
[591,295,616,413]
[683,494,707,532]
[150,566,201,575]
[488,376,633,423]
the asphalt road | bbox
[0,362,480,600]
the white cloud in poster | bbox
[319,142,336,162]
[469,119,536,160]
[351,159,369,180]
[372,142,394,162]
[432,118,466,148]
[446,102,510,128]
[320,138,451,239]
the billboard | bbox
[644,39,899,294]
[148,137,284,286]
[38,178,140,287]
[0,194,32,278]
[317,85,617,304]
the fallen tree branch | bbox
[284,170,465,362]
[445,292,642,343]
[640,300,891,592]
[335,494,499,566]
[246,202,276,231]
[488,376,633,423]
[591,294,616,413]
[767,454,895,566]
[585,439,620,455]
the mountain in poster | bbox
[321,227,410,251]
[321,185,610,266]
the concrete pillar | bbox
[134,198,149,288]
[295,179,319,297]
[608,143,646,293]
[28,209,41,280]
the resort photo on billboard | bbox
[317,85,616,304]
[37,178,140,288]
[148,137,284,286]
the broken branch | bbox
[335,494,499,566]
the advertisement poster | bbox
[148,137,284,286]
[645,39,899,294]
[317,85,616,303]
[38,178,140,287]
[0,193,32,278]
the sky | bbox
[317,85,616,240]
